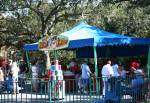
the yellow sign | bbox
[38,35,69,50]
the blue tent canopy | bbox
[23,22,150,57]
[24,42,38,51]
[60,22,150,48]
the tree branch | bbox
[0,29,10,33]
[46,12,82,34]
[25,0,44,23]
[15,12,34,35]
[45,0,68,23]
[36,1,42,9]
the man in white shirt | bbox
[101,60,114,96]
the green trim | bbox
[93,46,99,94]
[25,51,31,78]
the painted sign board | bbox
[38,35,69,50]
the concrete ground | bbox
[1,93,148,103]
[0,82,149,103]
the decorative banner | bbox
[38,35,69,50]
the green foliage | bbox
[82,1,150,38]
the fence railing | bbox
[0,76,149,103]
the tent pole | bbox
[45,51,51,70]
[93,46,99,94]
[25,51,31,77]
[147,46,150,78]
[54,50,58,60]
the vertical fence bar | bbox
[76,78,78,102]
[49,80,52,103]
[4,85,5,103]
[31,80,32,103]
[45,81,47,103]
[7,87,9,103]
[65,80,67,102]
[0,87,1,102]
[11,82,13,102]
[58,79,59,103]
[15,81,17,103]
[25,80,27,103]
[62,80,63,103]
[36,81,38,103]
[98,77,101,100]
[40,80,42,103]
[73,79,74,102]
[21,80,22,103]
[69,79,70,102]
[90,78,92,103]
[80,79,81,103]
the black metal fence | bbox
[0,76,149,103]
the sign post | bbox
[38,35,69,100]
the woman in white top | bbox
[31,60,39,92]
[11,60,20,94]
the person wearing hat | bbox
[132,70,145,103]
[130,61,145,77]
[123,69,145,103]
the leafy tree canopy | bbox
[0,0,150,49]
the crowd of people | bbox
[0,56,148,103]
[67,58,147,102]
[0,58,28,94]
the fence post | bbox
[90,78,92,103]
[49,81,52,103]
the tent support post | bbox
[147,46,150,78]
[45,51,51,70]
[54,50,58,60]
[93,46,99,94]
[25,51,31,76]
